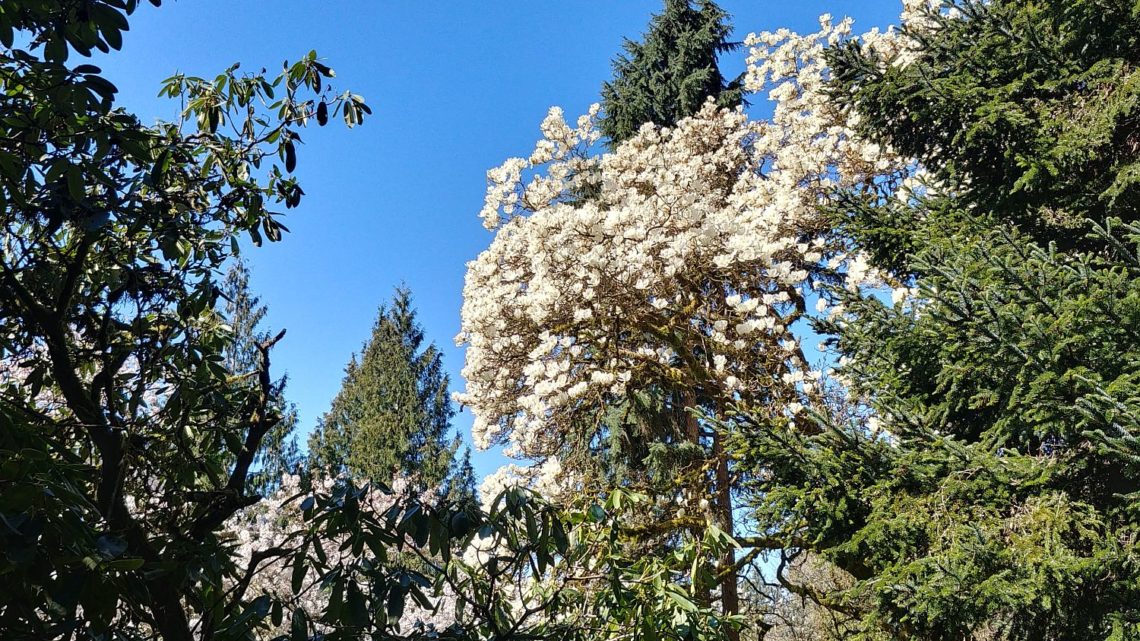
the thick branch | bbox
[189,328,286,540]
[227,328,286,492]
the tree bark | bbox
[713,429,740,641]
[683,389,739,639]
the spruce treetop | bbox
[599,0,745,144]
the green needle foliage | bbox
[827,0,1140,251]
[738,2,1140,639]
[599,0,744,144]
[788,219,1140,640]
[308,287,473,505]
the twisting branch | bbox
[189,328,286,541]
[227,328,287,492]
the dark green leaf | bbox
[284,140,296,173]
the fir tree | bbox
[308,287,469,503]
[447,447,478,512]
[220,259,302,495]
[599,0,744,144]
[827,0,1140,253]
[741,2,1140,638]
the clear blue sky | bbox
[99,0,902,481]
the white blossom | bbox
[224,474,456,636]
[460,17,912,491]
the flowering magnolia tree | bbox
[459,14,911,465]
[456,13,914,628]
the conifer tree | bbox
[447,447,478,511]
[220,259,302,495]
[740,2,1140,638]
[827,0,1140,253]
[308,287,470,503]
[599,0,744,144]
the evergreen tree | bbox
[599,0,744,144]
[220,259,302,495]
[447,446,478,512]
[827,0,1140,253]
[308,287,469,503]
[741,2,1140,638]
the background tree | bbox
[308,287,473,504]
[599,0,745,144]
[220,259,302,495]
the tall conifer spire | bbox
[600,0,744,144]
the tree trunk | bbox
[684,390,739,640]
[713,429,740,641]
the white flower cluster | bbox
[457,16,912,482]
[478,104,602,230]
[224,473,455,636]
[477,457,571,511]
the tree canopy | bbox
[599,0,744,144]
[8,1,1140,640]
[0,0,380,637]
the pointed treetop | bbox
[599,0,745,145]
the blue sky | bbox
[99,0,903,480]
